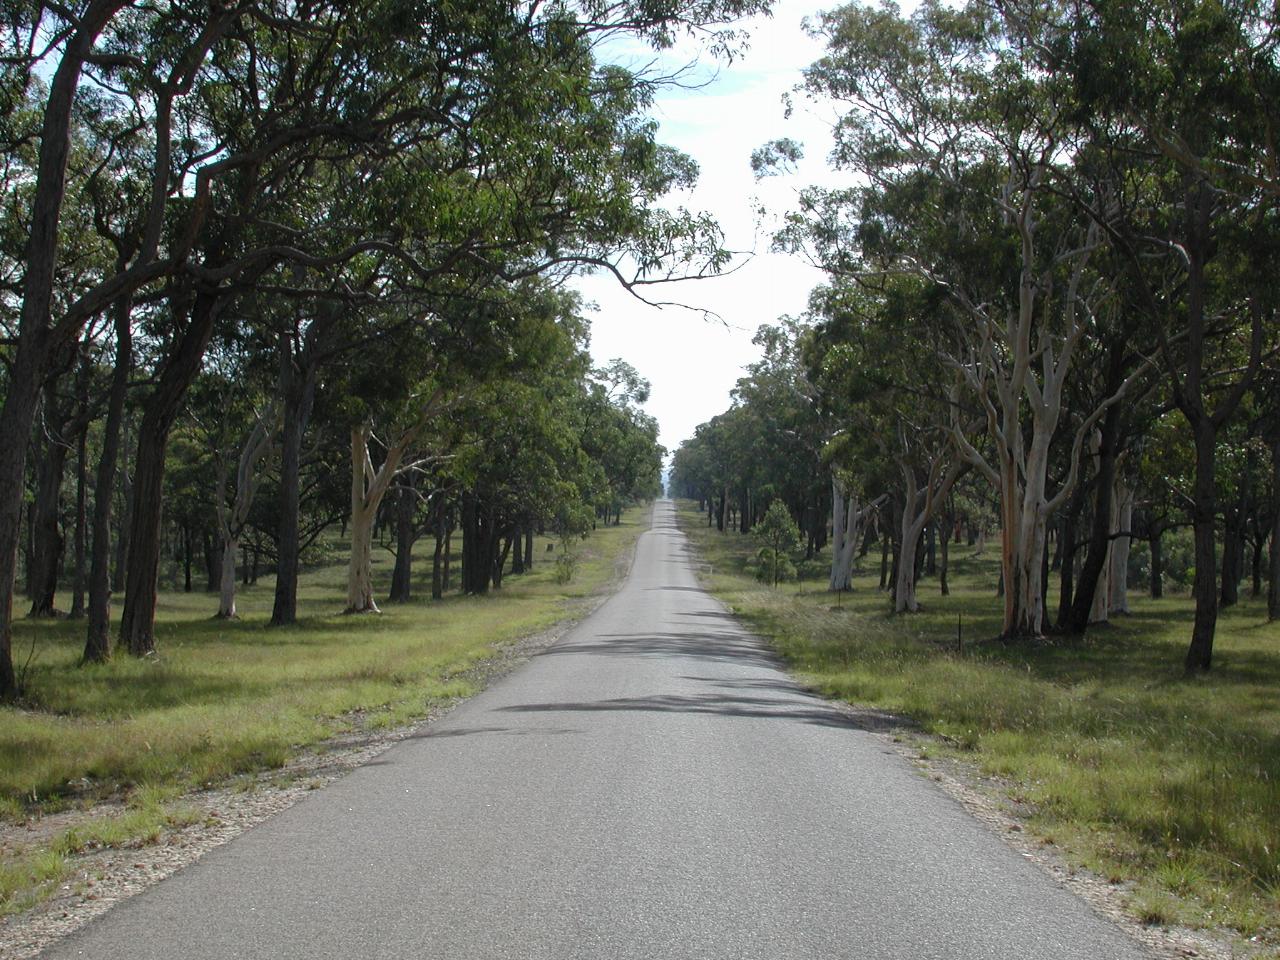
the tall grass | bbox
[677,502,1280,946]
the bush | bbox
[753,501,803,588]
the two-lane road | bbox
[42,501,1150,959]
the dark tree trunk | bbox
[69,420,88,619]
[1220,476,1248,607]
[0,0,130,699]
[524,529,533,570]
[203,531,220,592]
[1250,535,1265,598]
[1067,405,1122,634]
[388,482,414,603]
[1055,493,1082,629]
[242,543,250,585]
[1185,421,1220,673]
[443,512,453,593]
[925,522,936,577]
[182,523,193,592]
[879,528,890,591]
[462,494,492,594]
[510,525,525,575]
[119,290,222,656]
[431,496,445,601]
[1269,437,1280,621]
[271,325,318,626]
[85,300,131,664]
[493,532,513,589]
[28,386,71,617]
[939,521,950,596]
[111,416,132,594]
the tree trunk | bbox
[389,482,414,603]
[118,414,168,656]
[69,423,88,619]
[510,525,525,575]
[1109,481,1133,615]
[443,510,454,593]
[1270,436,1280,621]
[939,520,950,596]
[1150,523,1165,599]
[493,532,513,589]
[28,400,70,617]
[878,525,890,591]
[119,290,223,656]
[1185,421,1220,672]
[84,299,131,664]
[270,329,317,627]
[1220,483,1246,608]
[112,421,132,593]
[1055,490,1083,629]
[203,532,220,592]
[524,528,533,571]
[347,502,378,613]
[0,0,131,699]
[1249,534,1264,599]
[346,418,425,612]
[431,496,445,601]
[217,536,239,618]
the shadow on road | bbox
[543,630,779,669]
[491,691,904,733]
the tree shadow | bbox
[492,690,900,733]
[543,630,780,669]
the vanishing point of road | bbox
[42,501,1151,960]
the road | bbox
[42,500,1150,960]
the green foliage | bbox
[752,500,802,587]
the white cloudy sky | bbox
[575,0,841,460]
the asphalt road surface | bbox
[42,500,1151,960]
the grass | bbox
[675,501,1280,951]
[1,510,645,918]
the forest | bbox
[0,0,773,701]
[671,0,1280,673]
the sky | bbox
[574,0,840,462]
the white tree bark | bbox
[894,443,967,614]
[1109,479,1133,615]
[218,537,239,618]
[829,477,886,591]
[947,193,1146,638]
[345,390,445,613]
[213,405,277,619]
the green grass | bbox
[1,510,645,917]
[675,501,1280,949]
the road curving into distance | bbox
[42,500,1151,960]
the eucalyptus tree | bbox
[763,0,1150,638]
[1020,0,1278,669]
[806,279,975,611]
[0,0,770,697]
[731,319,830,548]
[579,360,664,526]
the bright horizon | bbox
[576,0,839,463]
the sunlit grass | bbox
[676,501,1280,946]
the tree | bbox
[753,500,802,588]
[764,0,1152,637]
